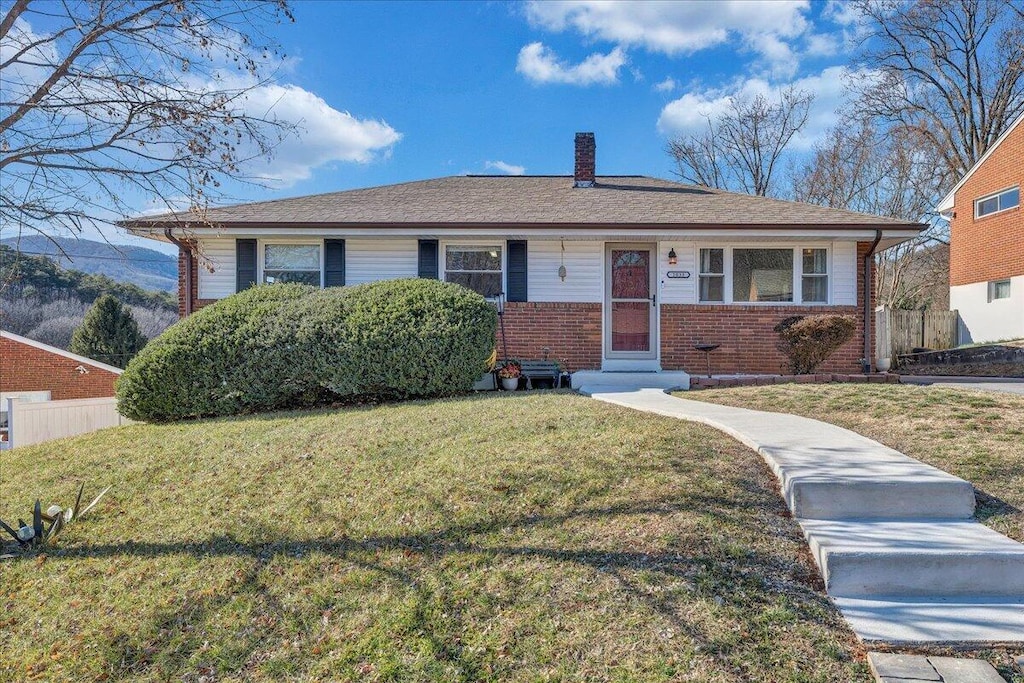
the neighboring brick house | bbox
[125,133,923,376]
[937,113,1024,344]
[0,331,122,400]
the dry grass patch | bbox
[1,392,867,682]
[684,384,1024,542]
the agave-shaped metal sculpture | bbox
[0,483,110,556]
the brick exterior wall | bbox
[177,240,215,316]
[498,302,603,370]
[949,122,1024,287]
[660,304,863,374]
[0,336,120,400]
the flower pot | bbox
[501,377,519,391]
[875,357,892,372]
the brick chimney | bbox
[574,132,595,187]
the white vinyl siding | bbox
[196,238,236,300]
[527,240,603,302]
[345,239,419,285]
[658,241,696,304]
[831,241,857,305]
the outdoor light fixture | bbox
[668,248,678,265]
[558,240,568,281]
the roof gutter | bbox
[863,229,883,374]
[163,228,193,316]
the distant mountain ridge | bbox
[0,235,177,292]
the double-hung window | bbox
[698,246,830,304]
[801,249,829,303]
[698,248,725,302]
[975,186,1020,218]
[263,244,321,285]
[444,245,503,297]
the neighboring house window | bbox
[989,279,1011,301]
[733,248,793,302]
[698,246,830,304]
[263,244,321,285]
[699,248,724,302]
[975,186,1019,218]
[444,245,502,297]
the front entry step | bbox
[803,518,1024,597]
[571,371,690,391]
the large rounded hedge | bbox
[116,284,315,421]
[116,279,497,421]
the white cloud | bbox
[525,0,811,68]
[240,84,401,186]
[805,33,840,57]
[657,66,868,151]
[485,160,526,175]
[654,77,677,93]
[823,0,862,26]
[516,41,627,85]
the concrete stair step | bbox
[571,371,690,391]
[834,595,1024,645]
[802,518,1024,597]
[785,478,976,520]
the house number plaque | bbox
[666,271,691,279]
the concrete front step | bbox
[571,371,690,391]
[835,595,1024,645]
[803,518,1024,597]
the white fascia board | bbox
[0,330,124,374]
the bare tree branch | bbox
[0,0,296,249]
[667,86,813,197]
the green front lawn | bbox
[1,392,866,682]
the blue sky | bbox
[10,1,869,252]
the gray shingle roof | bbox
[128,175,923,229]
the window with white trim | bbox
[975,186,1019,218]
[698,248,724,302]
[263,243,321,285]
[801,248,829,303]
[989,279,1011,301]
[444,245,502,297]
[733,248,793,302]
[697,246,830,304]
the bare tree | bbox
[668,86,813,197]
[851,0,1024,183]
[0,0,295,246]
[792,118,949,309]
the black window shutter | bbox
[236,239,257,292]
[507,240,528,302]
[418,239,439,279]
[324,239,345,287]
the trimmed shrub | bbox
[246,278,496,404]
[117,278,497,422]
[774,314,857,374]
[320,278,497,400]
[116,284,314,421]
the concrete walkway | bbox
[575,379,1024,645]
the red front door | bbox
[606,244,657,360]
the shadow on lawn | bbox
[38,494,840,681]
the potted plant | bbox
[498,361,521,391]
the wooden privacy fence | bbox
[3,397,132,449]
[876,306,959,361]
